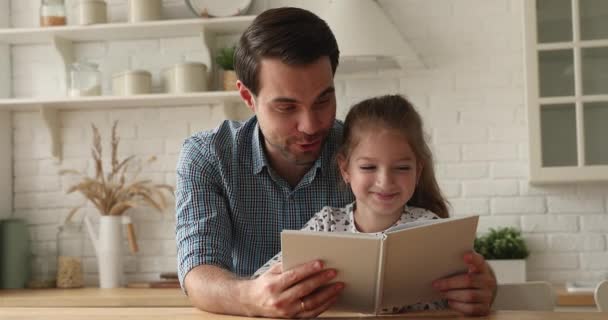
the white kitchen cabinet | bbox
[0,15,255,160]
[524,0,608,183]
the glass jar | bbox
[56,222,84,288]
[68,61,102,97]
[27,243,57,289]
[40,0,67,27]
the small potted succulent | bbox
[215,46,237,91]
[474,227,530,284]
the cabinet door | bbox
[583,102,608,165]
[525,0,608,183]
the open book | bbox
[281,215,479,314]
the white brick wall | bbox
[4,0,608,285]
[0,44,8,98]
[0,0,8,99]
[491,197,546,215]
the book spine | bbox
[373,234,388,314]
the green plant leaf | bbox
[474,227,529,260]
[215,46,236,70]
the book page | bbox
[281,231,382,314]
[378,215,479,312]
[384,217,446,233]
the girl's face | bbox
[339,128,422,221]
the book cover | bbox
[281,215,479,314]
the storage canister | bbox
[77,0,107,25]
[40,0,67,27]
[69,61,102,97]
[162,62,208,93]
[112,70,152,95]
[128,0,162,23]
[56,221,84,288]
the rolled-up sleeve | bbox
[175,135,233,289]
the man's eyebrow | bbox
[316,87,335,99]
[269,86,335,104]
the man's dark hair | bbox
[234,7,340,96]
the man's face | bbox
[240,57,337,168]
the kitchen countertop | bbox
[0,285,596,308]
[0,308,605,320]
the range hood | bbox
[323,0,424,73]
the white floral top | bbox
[253,202,448,312]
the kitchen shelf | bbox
[0,91,242,111]
[0,16,256,44]
[0,91,249,162]
[0,15,255,162]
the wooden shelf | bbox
[0,92,249,162]
[0,91,243,111]
[0,16,255,162]
[0,16,255,44]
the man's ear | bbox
[237,80,256,112]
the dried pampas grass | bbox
[61,121,174,222]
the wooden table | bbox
[1,286,596,308]
[0,288,190,307]
[0,308,605,320]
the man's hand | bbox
[247,261,345,318]
[433,252,497,316]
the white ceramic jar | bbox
[162,62,208,93]
[77,0,107,25]
[128,0,161,23]
[112,70,152,95]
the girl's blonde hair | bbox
[339,94,449,218]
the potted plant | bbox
[474,227,530,284]
[60,121,174,288]
[215,45,237,91]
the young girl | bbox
[254,94,449,312]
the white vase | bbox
[488,259,527,284]
[84,215,131,288]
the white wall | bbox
[0,0,8,27]
[1,0,9,98]
[7,0,608,284]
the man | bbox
[176,7,496,318]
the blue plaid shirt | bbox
[175,116,354,286]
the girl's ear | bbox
[416,163,423,186]
[337,154,350,183]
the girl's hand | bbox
[432,252,497,316]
